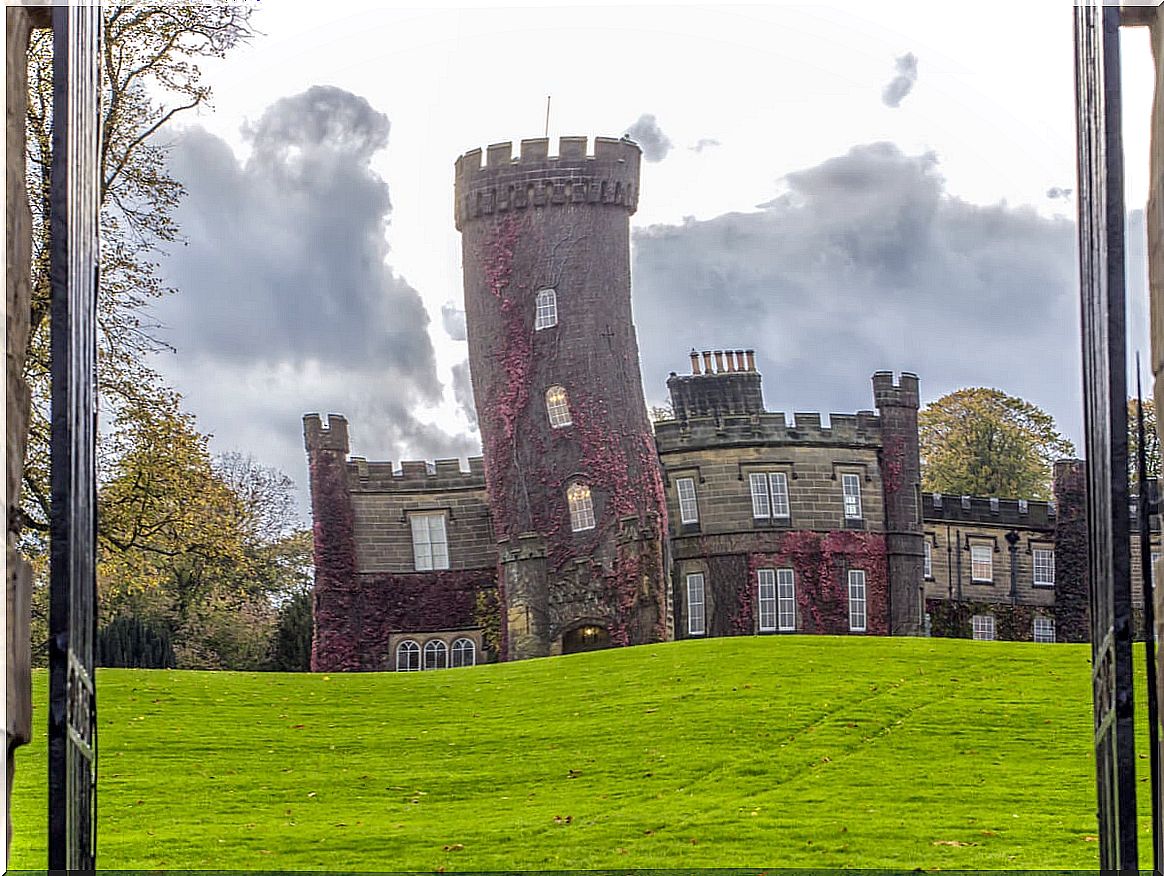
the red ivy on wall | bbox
[744,531,889,636]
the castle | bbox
[303,135,1160,672]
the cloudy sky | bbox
[147,2,1159,519]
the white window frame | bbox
[676,477,699,525]
[534,288,558,330]
[1032,548,1055,587]
[450,637,476,667]
[410,512,449,571]
[545,385,572,428]
[686,573,706,636]
[777,568,796,631]
[1033,617,1055,643]
[970,544,993,582]
[749,472,770,519]
[396,640,421,671]
[769,472,790,518]
[567,483,595,532]
[923,540,933,579]
[757,569,777,632]
[841,473,862,520]
[972,614,995,641]
[423,639,448,670]
[848,569,867,632]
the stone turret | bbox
[872,372,923,634]
[454,136,669,658]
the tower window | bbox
[567,483,595,532]
[546,385,572,428]
[848,569,867,632]
[924,540,933,579]
[757,569,777,632]
[1033,548,1054,587]
[686,573,706,636]
[535,288,558,330]
[749,471,790,519]
[676,477,699,524]
[841,473,862,520]
[410,512,449,571]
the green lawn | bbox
[6,636,1157,869]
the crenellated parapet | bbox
[654,410,884,453]
[303,413,350,455]
[346,456,486,493]
[454,136,641,230]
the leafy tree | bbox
[18,6,256,534]
[1129,397,1160,487]
[919,388,1076,501]
[269,589,314,672]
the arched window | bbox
[545,385,572,428]
[567,483,595,532]
[396,640,420,672]
[534,288,558,330]
[423,639,448,670]
[450,637,476,668]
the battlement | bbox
[454,135,641,230]
[303,413,349,454]
[872,371,920,410]
[654,410,883,453]
[346,456,486,492]
[922,492,1056,529]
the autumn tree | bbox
[19,6,256,534]
[919,387,1076,501]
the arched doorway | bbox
[561,624,611,655]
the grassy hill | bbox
[6,636,1155,869]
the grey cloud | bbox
[631,141,1086,444]
[153,86,475,512]
[1047,186,1073,200]
[452,360,478,431]
[441,302,467,341]
[625,114,673,162]
[690,138,721,153]
[881,53,918,108]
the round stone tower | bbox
[454,135,669,659]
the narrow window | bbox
[842,473,862,519]
[676,477,699,524]
[567,483,595,532]
[450,637,476,667]
[972,614,995,641]
[423,639,449,670]
[1033,617,1055,643]
[1032,548,1055,587]
[686,573,706,636]
[848,570,867,632]
[396,640,420,671]
[777,568,796,631]
[970,544,993,582]
[534,288,558,330]
[923,540,933,579]
[411,512,449,571]
[545,385,572,428]
[749,472,770,519]
[757,569,777,632]
[769,472,790,518]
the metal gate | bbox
[1074,2,1138,869]
[47,4,102,869]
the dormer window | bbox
[535,288,558,330]
[545,385,572,428]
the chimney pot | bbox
[689,349,701,375]
[714,350,725,373]
[726,351,736,372]
[702,350,713,373]
[745,349,756,372]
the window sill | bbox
[843,518,866,531]
[752,518,793,529]
[970,578,994,585]
[679,522,702,535]
[1032,582,1055,589]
